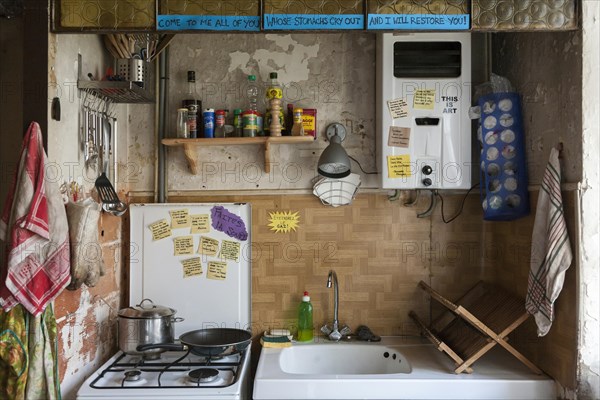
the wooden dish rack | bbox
[409,280,542,375]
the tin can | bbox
[215,110,226,138]
[242,111,257,137]
[203,108,215,138]
[256,113,264,136]
[215,110,226,127]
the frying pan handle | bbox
[136,343,185,352]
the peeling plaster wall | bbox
[158,33,377,193]
[578,2,600,398]
[492,31,582,185]
[492,27,599,398]
[46,33,128,398]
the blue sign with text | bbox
[367,14,469,30]
[263,14,364,30]
[157,15,261,31]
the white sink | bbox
[279,343,411,375]
[253,337,557,400]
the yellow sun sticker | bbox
[268,211,300,234]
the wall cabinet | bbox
[471,0,577,31]
[53,0,577,32]
[55,0,155,30]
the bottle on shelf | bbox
[297,291,313,342]
[246,74,259,113]
[182,70,201,138]
[215,109,226,138]
[233,109,243,137]
[291,108,305,136]
[203,108,215,138]
[244,75,260,137]
[264,72,285,136]
[176,108,189,138]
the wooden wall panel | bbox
[166,193,432,337]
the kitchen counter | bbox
[253,336,557,400]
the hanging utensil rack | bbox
[76,54,155,104]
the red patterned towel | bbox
[0,122,70,316]
[526,147,573,336]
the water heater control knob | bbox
[422,165,433,175]
[422,178,433,187]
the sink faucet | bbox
[321,270,351,341]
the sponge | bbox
[260,335,292,348]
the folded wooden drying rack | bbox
[409,280,542,374]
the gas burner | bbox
[188,368,219,384]
[143,352,162,361]
[123,369,142,382]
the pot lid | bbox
[118,298,176,318]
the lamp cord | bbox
[348,156,378,175]
[435,182,480,223]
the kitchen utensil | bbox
[95,164,124,213]
[94,105,127,217]
[106,34,126,59]
[118,299,184,359]
[103,35,120,59]
[137,328,252,357]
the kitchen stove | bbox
[77,346,250,398]
[76,203,253,399]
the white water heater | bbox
[377,33,472,190]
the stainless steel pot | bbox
[118,298,183,359]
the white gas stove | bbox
[77,204,252,399]
[77,347,250,399]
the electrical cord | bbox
[435,182,480,224]
[348,156,378,175]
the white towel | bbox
[526,148,572,336]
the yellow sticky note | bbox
[207,261,227,280]
[268,211,300,234]
[387,155,412,178]
[220,240,240,262]
[198,236,219,257]
[191,214,210,234]
[181,257,203,278]
[170,209,191,228]
[149,219,172,241]
[414,89,435,110]
[174,236,194,256]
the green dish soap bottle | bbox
[297,291,313,342]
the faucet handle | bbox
[321,325,332,335]
[339,325,351,336]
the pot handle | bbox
[137,343,185,352]
[172,317,185,323]
[137,298,155,309]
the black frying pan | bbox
[137,328,252,357]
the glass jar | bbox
[177,108,189,138]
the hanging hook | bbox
[556,142,564,159]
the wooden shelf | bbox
[162,136,314,174]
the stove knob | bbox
[422,165,433,175]
[422,178,432,187]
